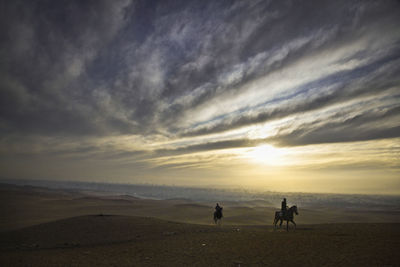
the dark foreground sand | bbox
[1,184,399,266]
[0,215,399,266]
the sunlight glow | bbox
[243,144,286,165]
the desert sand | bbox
[1,183,399,266]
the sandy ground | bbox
[1,215,399,266]
[1,184,399,266]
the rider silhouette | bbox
[281,198,287,217]
[215,203,223,217]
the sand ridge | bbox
[1,184,400,266]
[0,215,399,266]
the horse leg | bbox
[274,218,279,229]
[279,219,283,228]
[286,220,289,231]
[290,220,296,229]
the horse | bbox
[273,205,298,231]
[213,209,223,225]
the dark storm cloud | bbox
[0,0,133,135]
[0,0,399,150]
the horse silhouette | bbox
[273,205,298,231]
[213,209,223,225]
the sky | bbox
[1,0,399,194]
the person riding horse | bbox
[274,204,298,231]
[214,203,223,224]
[274,198,298,231]
[215,203,223,217]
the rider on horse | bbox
[274,199,298,231]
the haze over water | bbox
[1,0,400,195]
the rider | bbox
[215,203,223,217]
[281,198,287,217]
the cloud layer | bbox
[0,0,399,191]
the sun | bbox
[244,144,285,165]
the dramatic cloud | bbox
[0,0,399,193]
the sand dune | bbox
[1,184,399,266]
[2,183,399,232]
[1,215,399,266]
